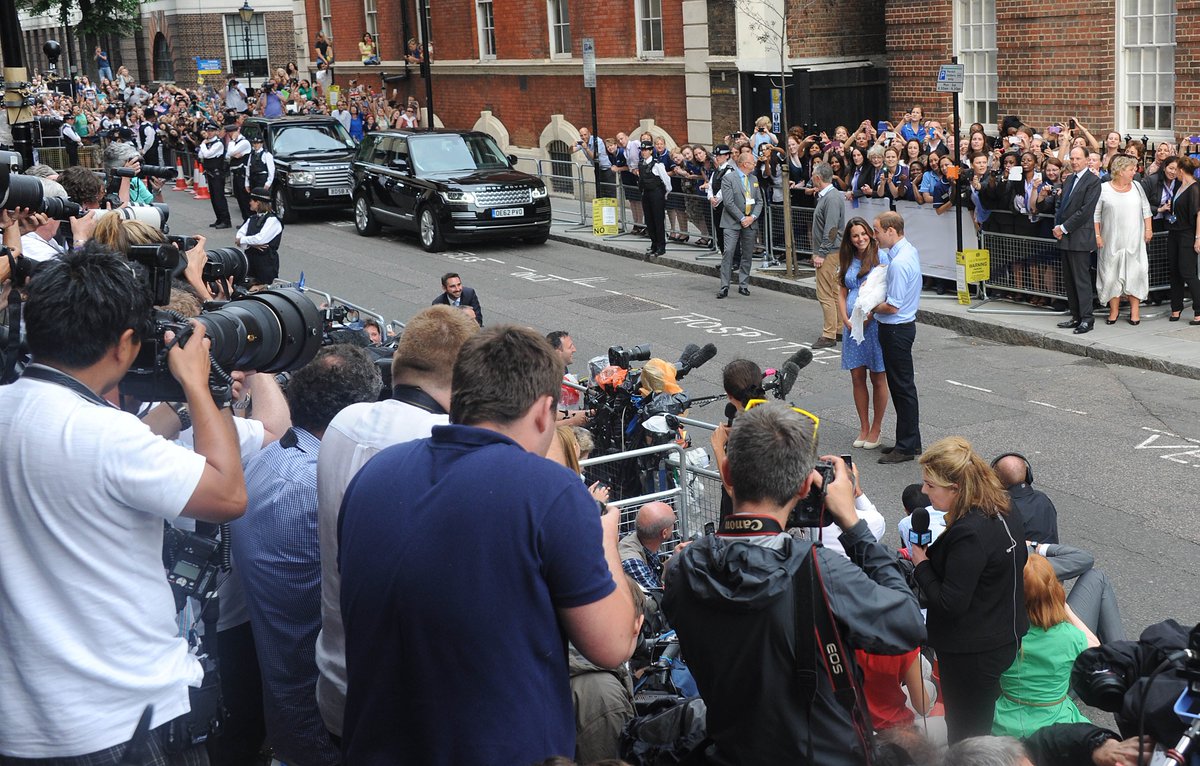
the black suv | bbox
[351,129,551,251]
[241,116,356,223]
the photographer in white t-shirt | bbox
[0,245,247,764]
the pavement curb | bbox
[548,230,1200,382]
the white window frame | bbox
[223,13,270,82]
[953,0,998,131]
[547,0,571,59]
[1117,0,1175,138]
[319,0,332,40]
[476,1,496,59]
[636,0,664,58]
[364,0,378,40]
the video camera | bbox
[1072,619,1200,754]
[119,242,323,403]
[0,150,85,220]
[609,344,651,369]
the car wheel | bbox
[522,227,551,245]
[354,194,380,236]
[418,206,445,252]
[273,187,294,224]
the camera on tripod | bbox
[609,343,651,369]
[119,241,323,403]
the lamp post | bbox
[239,1,255,92]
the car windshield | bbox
[409,134,509,174]
[271,124,355,156]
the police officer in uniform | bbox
[245,135,275,197]
[198,122,232,229]
[638,139,670,256]
[225,122,252,222]
[709,144,734,262]
[235,187,283,286]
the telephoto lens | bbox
[0,150,47,211]
[39,196,83,220]
[93,203,170,231]
[202,247,249,284]
[139,165,178,180]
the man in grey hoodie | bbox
[663,401,925,765]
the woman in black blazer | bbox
[911,436,1028,743]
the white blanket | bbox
[851,265,889,343]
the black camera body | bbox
[788,460,835,529]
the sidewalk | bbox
[547,220,1200,381]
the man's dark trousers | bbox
[878,321,921,454]
[1061,249,1094,323]
[206,171,232,226]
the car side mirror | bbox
[391,156,409,172]
[507,154,517,167]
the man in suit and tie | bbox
[718,151,763,298]
[432,272,484,326]
[1053,146,1103,334]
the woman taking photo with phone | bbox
[910,436,1028,744]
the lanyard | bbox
[20,364,114,408]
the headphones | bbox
[991,452,1033,485]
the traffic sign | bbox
[582,38,596,88]
[936,64,965,93]
[195,58,222,75]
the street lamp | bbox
[239,1,255,91]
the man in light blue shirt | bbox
[871,211,923,463]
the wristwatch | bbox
[169,402,192,431]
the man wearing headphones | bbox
[992,453,1059,544]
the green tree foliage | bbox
[19,0,141,37]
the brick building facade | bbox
[16,0,303,93]
[886,0,1196,144]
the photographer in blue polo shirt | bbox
[337,325,639,766]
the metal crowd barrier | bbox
[973,217,1171,315]
[764,201,816,265]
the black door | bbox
[741,66,888,137]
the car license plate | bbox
[492,207,523,218]
[330,187,352,196]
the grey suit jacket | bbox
[811,187,845,257]
[1055,171,1101,252]
[720,169,763,230]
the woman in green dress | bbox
[993,553,1097,738]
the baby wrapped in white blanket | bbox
[850,264,889,343]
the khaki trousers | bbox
[816,256,841,339]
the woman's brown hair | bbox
[918,436,1011,524]
[1024,553,1068,630]
[837,216,879,281]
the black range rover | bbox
[351,129,551,251]
[240,116,357,223]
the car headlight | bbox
[288,171,315,185]
[439,190,476,204]
[531,185,548,199]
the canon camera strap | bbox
[392,383,446,415]
[792,537,876,765]
[20,364,115,409]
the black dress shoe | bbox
[1056,319,1080,328]
[213,222,231,229]
[1074,321,1093,334]
[208,222,219,228]
[716,287,728,299]
[878,450,916,464]
[738,286,750,296]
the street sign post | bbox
[936,64,965,93]
[582,38,596,88]
[582,37,600,217]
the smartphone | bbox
[841,453,854,470]
[1190,136,1200,145]
[877,121,889,133]
[1069,119,1077,129]
[1049,126,1062,135]
[884,131,896,141]
[1008,166,1023,181]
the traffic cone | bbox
[174,157,188,191]
[194,162,210,200]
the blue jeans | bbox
[98,65,113,82]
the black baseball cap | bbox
[713,144,731,157]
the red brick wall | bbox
[1171,1,1200,135]
[405,70,688,146]
[995,0,1114,134]
[885,0,955,124]
[788,0,884,59]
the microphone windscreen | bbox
[911,507,930,533]
[676,343,700,370]
[724,402,737,425]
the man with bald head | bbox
[992,454,1059,544]
[618,501,677,591]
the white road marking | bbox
[660,311,840,362]
[485,257,505,264]
[1028,400,1089,416]
[328,221,354,227]
[946,379,993,393]
[636,271,676,279]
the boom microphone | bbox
[907,507,933,548]
[775,348,814,400]
[677,342,717,379]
